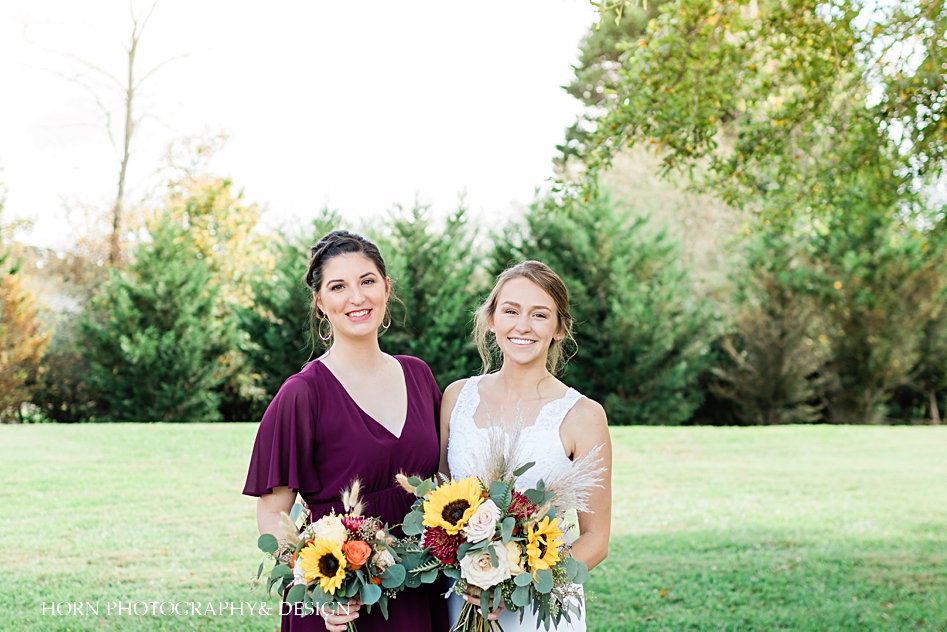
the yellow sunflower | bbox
[298,538,347,595]
[422,476,484,535]
[525,516,564,573]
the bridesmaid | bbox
[243,230,448,632]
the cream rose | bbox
[372,548,396,571]
[460,542,511,590]
[463,499,500,543]
[292,556,306,585]
[309,515,347,545]
[503,541,526,576]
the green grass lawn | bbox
[0,424,944,631]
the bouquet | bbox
[255,480,408,628]
[397,425,604,632]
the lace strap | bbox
[538,388,583,430]
[450,375,484,427]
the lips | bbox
[508,337,536,346]
[346,308,372,321]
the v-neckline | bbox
[468,375,573,432]
[317,357,409,440]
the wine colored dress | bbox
[243,355,449,632]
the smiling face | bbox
[488,276,564,370]
[315,253,390,341]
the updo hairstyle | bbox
[305,230,390,349]
[473,260,576,375]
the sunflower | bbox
[421,476,484,535]
[525,516,564,573]
[298,538,347,595]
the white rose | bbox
[373,549,396,571]
[292,557,306,585]
[463,499,501,543]
[503,541,526,576]
[310,515,347,545]
[460,542,511,590]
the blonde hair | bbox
[473,260,576,375]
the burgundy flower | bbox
[508,490,538,524]
[342,516,367,536]
[421,526,464,564]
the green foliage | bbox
[80,218,238,421]
[236,208,341,408]
[710,231,829,425]
[811,212,946,424]
[28,317,99,422]
[375,200,483,390]
[491,193,717,425]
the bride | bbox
[438,260,612,631]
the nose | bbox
[514,313,531,332]
[349,285,365,305]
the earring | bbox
[382,314,391,330]
[318,317,332,342]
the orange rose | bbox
[341,540,372,569]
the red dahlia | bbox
[421,526,464,564]
[508,490,538,523]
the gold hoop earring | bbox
[318,317,332,342]
[382,314,391,330]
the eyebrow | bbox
[326,272,378,285]
[499,300,552,311]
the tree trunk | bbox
[109,25,138,264]
[930,389,942,426]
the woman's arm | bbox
[560,398,612,571]
[256,486,297,539]
[438,379,466,477]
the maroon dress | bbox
[244,355,448,632]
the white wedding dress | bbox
[446,375,587,632]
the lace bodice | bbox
[447,375,583,489]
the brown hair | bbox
[473,260,575,375]
[304,230,391,351]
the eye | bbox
[362,278,375,285]
[534,313,547,319]
[504,309,517,315]
[330,283,344,291]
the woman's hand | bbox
[321,599,361,631]
[462,587,505,621]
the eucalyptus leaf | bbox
[419,569,438,584]
[378,596,389,620]
[285,584,306,605]
[257,534,279,554]
[512,461,536,477]
[514,572,533,586]
[524,489,544,504]
[415,479,432,498]
[256,561,264,580]
[270,564,293,580]
[501,517,515,543]
[381,563,406,588]
[511,584,531,607]
[444,567,461,579]
[534,568,554,593]
[290,503,304,523]
[402,511,424,536]
[407,476,422,487]
[360,582,382,605]
[573,561,589,584]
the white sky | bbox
[0,0,597,249]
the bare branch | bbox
[134,52,191,89]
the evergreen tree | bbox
[236,208,342,408]
[710,231,829,425]
[81,218,237,421]
[491,193,717,425]
[374,200,483,389]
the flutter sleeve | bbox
[243,374,322,497]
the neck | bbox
[322,333,386,372]
[493,359,552,400]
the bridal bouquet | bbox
[255,480,407,627]
[397,434,604,631]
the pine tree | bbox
[374,200,483,389]
[710,231,829,425]
[81,217,237,421]
[236,208,342,407]
[491,193,717,425]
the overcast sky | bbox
[0,1,597,249]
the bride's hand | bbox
[461,589,506,621]
[321,598,361,631]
